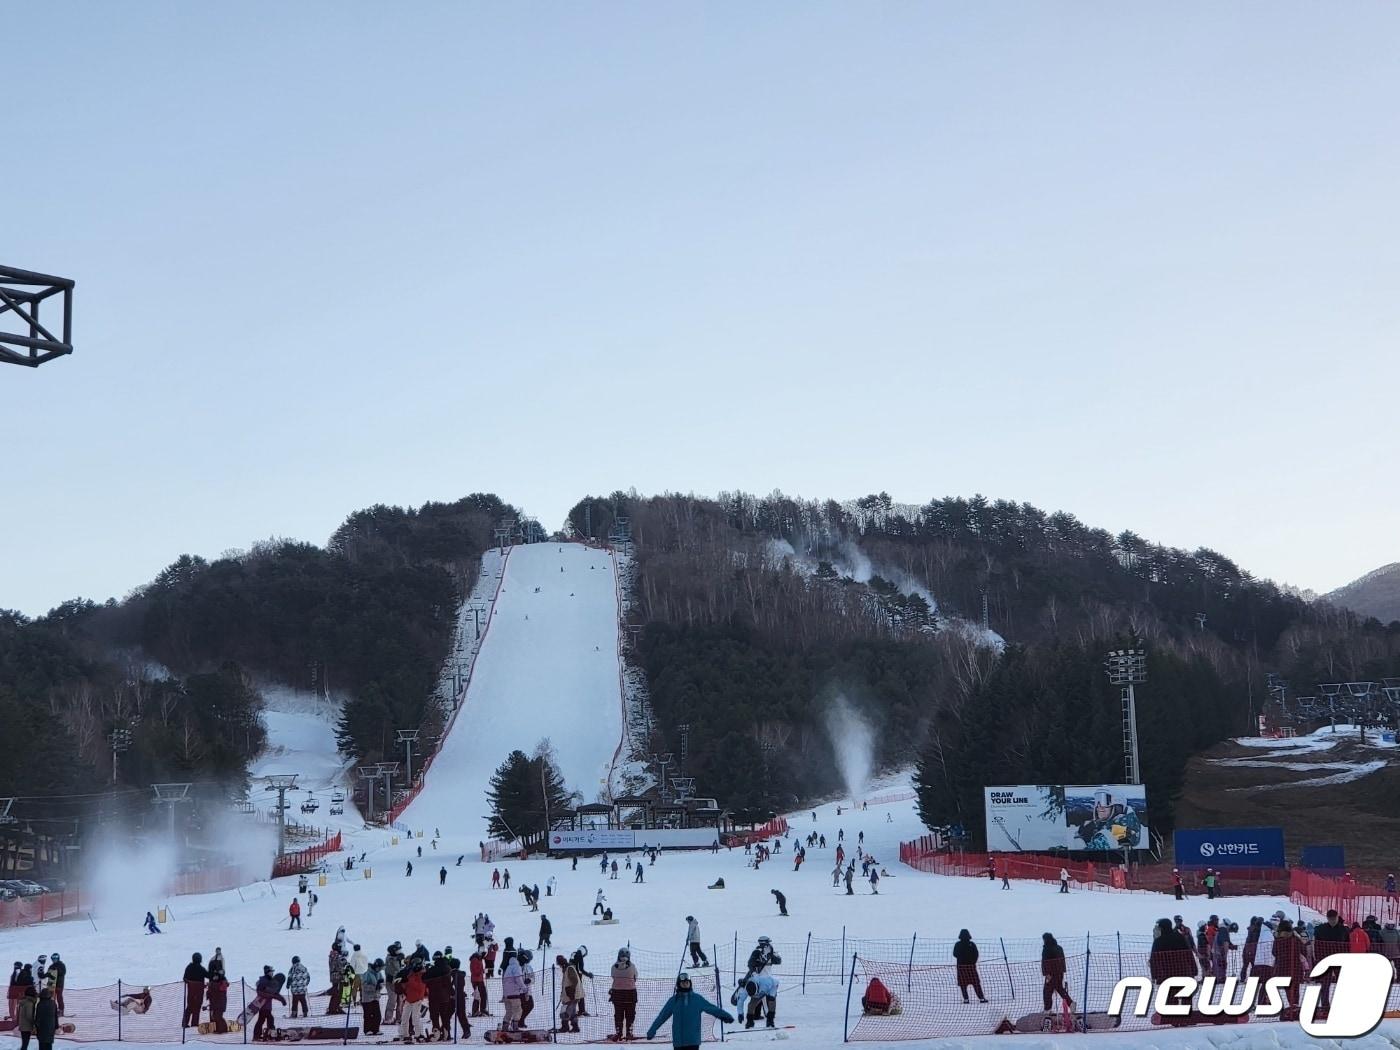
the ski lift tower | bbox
[0,266,75,367]
[397,729,421,788]
[151,783,194,842]
[261,774,300,860]
[375,762,400,822]
[1105,648,1147,785]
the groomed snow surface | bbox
[5,549,1398,1048]
[404,543,624,836]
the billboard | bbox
[984,784,1148,852]
[1172,827,1285,869]
[549,829,636,851]
[548,828,721,851]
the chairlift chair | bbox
[331,789,346,804]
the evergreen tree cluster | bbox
[485,744,575,842]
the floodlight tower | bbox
[109,726,133,784]
[261,774,300,859]
[151,783,194,841]
[397,729,421,786]
[1105,649,1147,785]
[0,266,75,367]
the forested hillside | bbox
[0,493,518,816]
[568,491,1400,838]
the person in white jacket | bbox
[686,916,709,967]
[501,953,529,1032]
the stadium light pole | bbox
[397,730,421,787]
[261,774,300,861]
[109,726,133,784]
[1105,649,1147,786]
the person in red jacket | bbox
[1349,923,1372,953]
[469,952,489,1016]
[287,898,301,930]
[399,963,429,1042]
[860,976,893,1014]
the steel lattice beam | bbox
[0,265,75,367]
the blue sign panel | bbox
[1173,827,1285,868]
[1300,845,1345,873]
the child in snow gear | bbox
[861,977,896,1015]
[288,898,301,930]
[734,972,778,1028]
[557,956,582,1033]
[646,972,733,1048]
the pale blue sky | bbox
[5,3,1399,616]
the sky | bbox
[4,2,1399,616]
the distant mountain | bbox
[1327,563,1400,625]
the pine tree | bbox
[485,743,574,842]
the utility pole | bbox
[397,730,421,787]
[261,774,300,861]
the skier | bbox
[952,930,988,1003]
[831,865,841,887]
[548,876,557,897]
[503,867,511,888]
[417,845,422,859]
[858,831,864,845]
[406,861,413,877]
[594,889,607,916]
[287,955,310,1018]
[144,911,161,934]
[492,868,501,888]
[538,915,553,950]
[609,947,639,1041]
[180,952,208,1028]
[844,865,856,896]
[869,868,880,894]
[611,860,619,880]
[686,917,709,967]
[439,867,447,886]
[298,875,308,895]
[288,897,302,930]
[1058,868,1070,893]
[397,960,429,1042]
[306,890,317,917]
[469,950,489,1017]
[634,864,644,884]
[1211,919,1239,979]
[741,937,781,985]
[1173,869,1184,900]
[734,971,779,1029]
[646,971,734,1048]
[772,889,788,916]
[1204,869,1218,900]
[1040,934,1073,1013]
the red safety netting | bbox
[726,818,790,848]
[846,948,1400,1041]
[900,840,1291,896]
[3,970,728,1044]
[271,833,343,879]
[1290,869,1400,926]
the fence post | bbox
[999,937,1015,996]
[241,977,247,1044]
[906,933,917,993]
[117,979,122,1042]
[1116,931,1122,982]
[802,933,811,994]
[843,954,857,1042]
[840,926,846,985]
[549,963,557,1044]
[733,932,738,981]
[1081,934,1090,1031]
[714,962,725,1042]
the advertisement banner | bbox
[1172,827,1285,868]
[984,784,1148,852]
[549,829,636,851]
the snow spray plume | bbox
[84,827,177,926]
[824,695,874,804]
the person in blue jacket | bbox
[645,972,733,1050]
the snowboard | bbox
[730,1024,796,1034]
[591,918,620,925]
[484,1030,552,1043]
[1014,1010,1119,1033]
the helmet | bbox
[757,936,771,946]
[676,971,693,992]
[373,959,384,969]
[263,965,274,975]
[50,954,59,962]
[292,956,301,965]
[518,950,532,965]
[685,915,694,922]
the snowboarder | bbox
[469,951,489,1017]
[611,860,619,880]
[503,867,511,888]
[570,947,593,1016]
[646,971,733,1047]
[298,875,308,895]
[406,861,413,877]
[686,916,709,967]
[594,889,607,916]
[492,868,501,888]
[609,947,639,1041]
[500,950,529,1033]
[1204,869,1218,899]
[306,890,317,917]
[832,865,841,887]
[47,954,66,1017]
[986,858,996,882]
[556,955,582,1034]
[1040,934,1072,1012]
[288,898,302,930]
[1058,868,1070,893]
[439,867,447,886]
[548,876,557,896]
[538,915,553,950]
[952,930,987,1003]
[252,966,286,1040]
[772,889,788,916]
[361,958,385,1036]
[1387,873,1397,897]
[844,865,856,895]
[742,937,781,985]
[634,864,645,883]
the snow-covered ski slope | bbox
[404,543,624,835]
